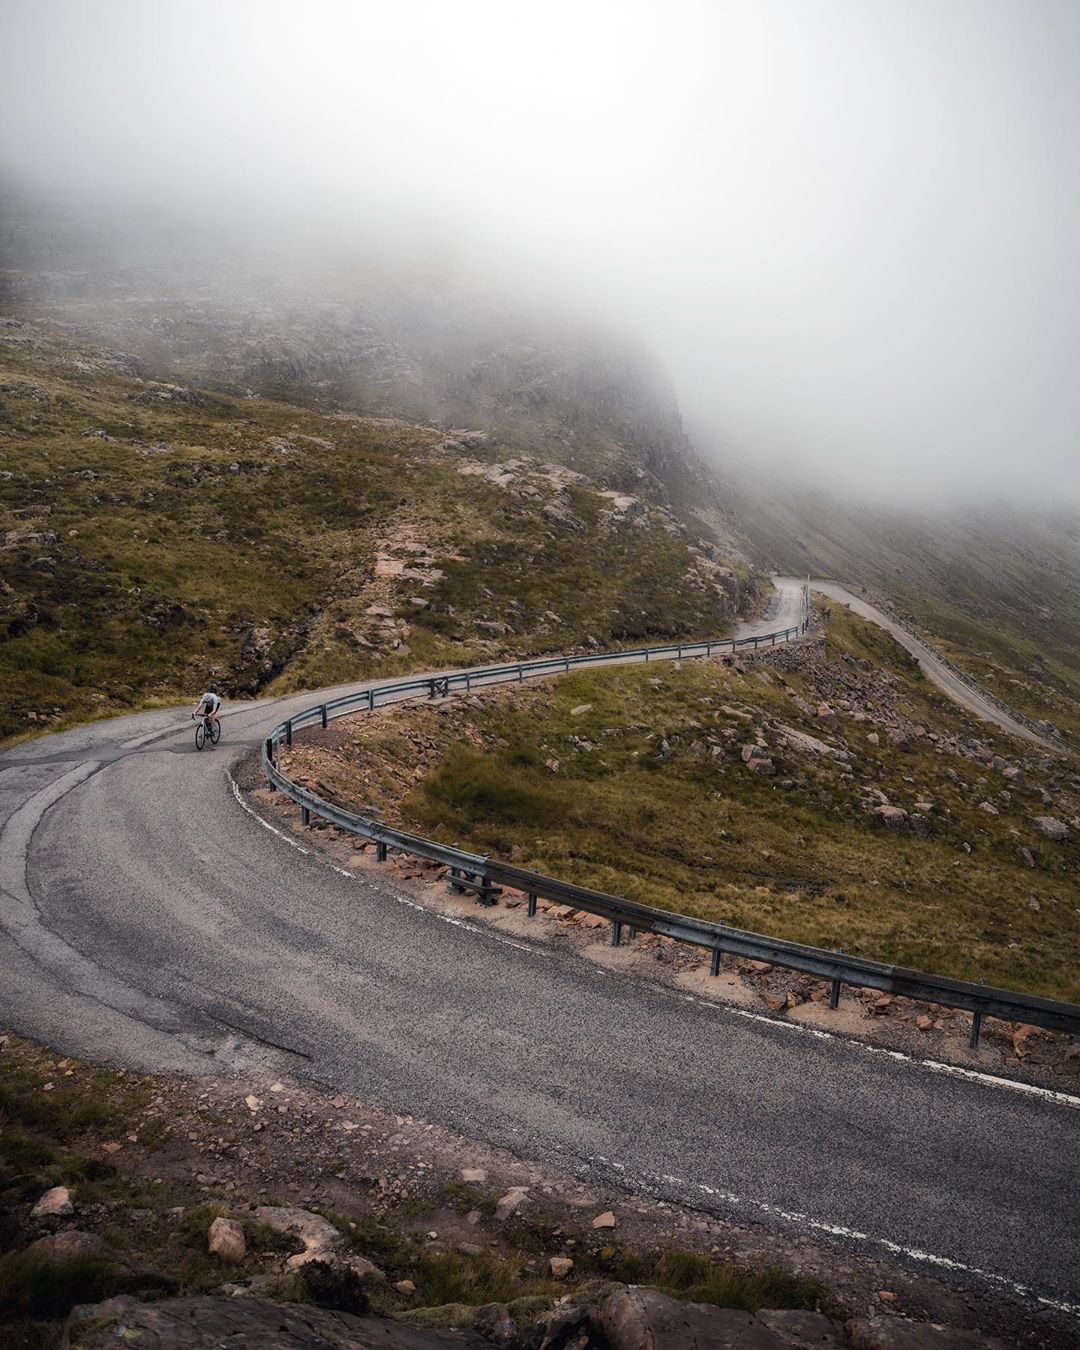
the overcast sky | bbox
[2,0,1079,503]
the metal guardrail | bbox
[822,578,1080,756]
[260,613,1080,1046]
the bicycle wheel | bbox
[210,720,221,745]
[194,721,206,750]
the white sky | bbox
[2,0,1079,502]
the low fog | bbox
[2,0,1079,504]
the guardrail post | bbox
[710,949,721,977]
[376,841,387,863]
[368,689,375,711]
[829,949,843,1009]
[301,806,310,826]
[320,705,328,729]
[285,719,293,747]
[527,893,537,917]
[969,1009,983,1049]
[465,673,471,691]
[611,920,623,946]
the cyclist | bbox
[192,689,222,740]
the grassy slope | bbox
[285,607,1080,1002]
[0,321,744,742]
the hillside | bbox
[0,318,754,742]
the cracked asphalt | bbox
[2,579,1077,1309]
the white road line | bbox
[585,1154,1080,1317]
[228,772,1080,1113]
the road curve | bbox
[794,577,1059,749]
[2,589,1078,1312]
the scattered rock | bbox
[208,1216,246,1262]
[977,801,999,816]
[494,1187,530,1221]
[591,1209,617,1229]
[460,1168,487,1183]
[872,805,909,830]
[570,704,593,717]
[549,1255,574,1278]
[1032,816,1069,842]
[31,1185,73,1218]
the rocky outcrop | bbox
[63,1296,488,1349]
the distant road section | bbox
[775,576,1057,749]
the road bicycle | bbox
[192,711,221,750]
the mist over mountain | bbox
[4,0,1080,506]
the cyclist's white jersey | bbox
[198,692,221,714]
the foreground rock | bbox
[847,1316,1008,1349]
[64,1296,488,1348]
[598,1287,835,1348]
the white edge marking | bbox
[583,1154,1080,1318]
[228,773,1080,1113]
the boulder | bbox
[1032,816,1069,842]
[599,1287,789,1349]
[63,1295,490,1348]
[977,801,999,816]
[31,1185,73,1218]
[549,1255,574,1278]
[873,805,909,830]
[208,1216,246,1262]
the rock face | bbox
[63,1296,489,1349]
[253,1206,343,1271]
[598,1287,802,1349]
[847,1316,1008,1349]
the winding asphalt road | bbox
[2,579,1077,1312]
